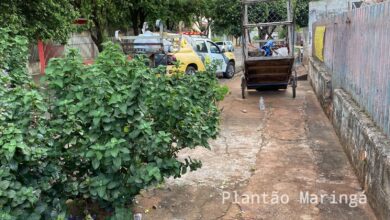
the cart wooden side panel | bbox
[244,57,294,89]
[240,0,297,98]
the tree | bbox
[294,0,310,28]
[211,0,242,41]
[0,0,77,44]
[71,0,200,51]
[71,0,222,50]
[191,0,217,34]
[71,0,122,52]
[211,0,310,40]
[132,0,206,34]
[159,0,206,32]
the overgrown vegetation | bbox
[0,28,53,219]
[0,0,77,43]
[0,28,227,219]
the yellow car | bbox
[165,36,206,74]
[166,35,236,78]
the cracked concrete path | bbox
[132,73,376,220]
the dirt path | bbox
[133,73,376,220]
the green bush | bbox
[0,27,59,219]
[0,27,227,219]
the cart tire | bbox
[241,76,246,99]
[292,76,297,98]
[293,85,296,98]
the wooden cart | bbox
[241,0,297,99]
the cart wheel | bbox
[292,84,296,98]
[292,75,297,99]
[241,76,246,99]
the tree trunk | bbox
[132,11,139,36]
[90,27,104,52]
[139,11,147,31]
[91,2,104,52]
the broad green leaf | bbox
[96,152,103,160]
[86,151,94,158]
[92,159,100,169]
[53,79,64,88]
[0,181,10,190]
[110,148,119,158]
[113,158,122,168]
[97,186,106,198]
[107,181,118,190]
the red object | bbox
[37,40,46,74]
[37,40,65,74]
[74,18,88,25]
[182,31,206,36]
[44,44,64,64]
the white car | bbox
[215,41,234,52]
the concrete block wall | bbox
[309,58,390,219]
[308,57,332,118]
[313,2,390,137]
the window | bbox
[207,41,221,53]
[195,41,208,53]
[216,42,223,45]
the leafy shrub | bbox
[1,29,227,219]
[0,28,61,219]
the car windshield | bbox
[216,42,223,45]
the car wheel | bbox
[223,62,235,79]
[185,66,196,75]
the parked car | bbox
[164,35,206,75]
[120,33,235,78]
[188,37,236,78]
[165,35,236,78]
[215,41,234,52]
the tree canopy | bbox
[294,0,310,27]
[211,0,310,38]
[211,0,242,38]
[0,0,310,52]
[0,0,77,43]
[71,0,208,51]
